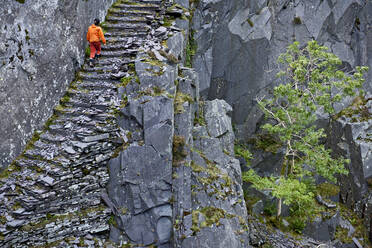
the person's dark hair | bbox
[94,18,100,25]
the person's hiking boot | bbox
[95,54,101,59]
[89,59,94,67]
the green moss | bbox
[21,206,107,232]
[128,63,135,72]
[173,135,187,165]
[192,207,234,233]
[191,161,204,173]
[175,92,194,114]
[316,183,340,198]
[234,143,252,166]
[293,16,302,25]
[334,226,352,243]
[60,94,70,105]
[244,193,260,214]
[0,162,21,179]
[23,131,41,151]
[335,95,371,122]
[338,204,371,247]
[85,46,90,58]
[200,207,226,226]
[248,133,282,153]
[54,104,66,113]
[190,0,200,6]
[191,211,201,233]
[119,76,133,88]
[44,114,58,130]
[193,115,205,126]
[108,215,117,226]
[143,58,165,68]
[366,177,372,188]
[185,29,197,67]
[246,18,254,27]
[163,16,176,27]
[159,49,179,64]
[0,215,7,225]
[288,216,306,234]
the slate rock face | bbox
[192,0,372,138]
[0,0,115,168]
[172,69,249,247]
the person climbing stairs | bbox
[87,18,106,67]
[0,0,163,246]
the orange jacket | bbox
[87,24,106,44]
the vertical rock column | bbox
[172,68,200,246]
[106,50,177,247]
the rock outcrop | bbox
[0,0,115,168]
[192,0,372,138]
[104,1,249,246]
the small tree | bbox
[243,41,368,219]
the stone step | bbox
[108,8,156,17]
[66,88,116,100]
[52,112,116,129]
[55,113,117,124]
[39,131,68,144]
[62,100,112,111]
[78,71,122,81]
[105,15,148,24]
[129,0,162,5]
[49,117,116,135]
[53,106,111,119]
[81,64,124,74]
[105,31,148,39]
[83,56,135,67]
[23,145,60,162]
[113,3,160,11]
[76,80,118,90]
[15,158,65,176]
[104,37,146,46]
[99,49,139,58]
[102,23,150,32]
[103,41,143,51]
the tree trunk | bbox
[277,198,282,217]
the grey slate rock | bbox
[7,220,25,228]
[82,133,110,143]
[157,217,172,244]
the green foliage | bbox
[316,182,340,198]
[293,16,302,25]
[85,46,90,58]
[263,202,277,216]
[186,30,197,67]
[119,76,133,88]
[250,133,282,153]
[234,143,253,165]
[173,135,187,165]
[243,40,368,218]
[288,216,306,234]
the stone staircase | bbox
[0,0,164,247]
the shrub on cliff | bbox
[243,40,369,220]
